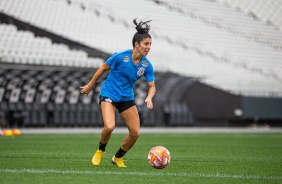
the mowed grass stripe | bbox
[1,169,281,180]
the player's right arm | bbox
[80,62,110,95]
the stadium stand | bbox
[218,0,282,29]
[0,0,282,127]
[0,64,101,127]
[0,0,281,97]
[0,62,197,127]
[0,23,104,68]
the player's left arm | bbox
[145,81,156,109]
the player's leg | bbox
[112,105,140,167]
[92,101,116,166]
[120,105,140,151]
[100,101,116,144]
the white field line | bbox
[19,127,282,134]
[0,169,281,180]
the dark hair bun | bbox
[133,18,151,34]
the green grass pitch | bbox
[0,132,282,184]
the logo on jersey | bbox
[137,67,145,76]
[141,60,148,67]
[105,98,113,103]
[123,56,130,62]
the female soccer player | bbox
[80,18,156,167]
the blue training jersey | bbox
[100,49,155,102]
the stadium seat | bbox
[138,105,157,127]
[163,103,194,126]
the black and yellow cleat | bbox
[111,156,127,168]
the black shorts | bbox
[99,96,136,113]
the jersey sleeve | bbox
[144,64,155,82]
[106,53,119,69]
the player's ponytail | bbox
[132,18,152,47]
[133,18,151,34]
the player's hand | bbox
[80,84,92,96]
[145,98,153,109]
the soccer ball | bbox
[148,146,171,169]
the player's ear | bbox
[134,41,139,48]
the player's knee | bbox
[129,130,140,140]
[103,123,115,133]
